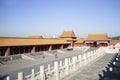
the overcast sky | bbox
[0,0,120,38]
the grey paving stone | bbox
[64,54,115,80]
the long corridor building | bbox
[0,30,112,56]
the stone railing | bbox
[6,47,106,80]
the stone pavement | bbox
[63,53,115,80]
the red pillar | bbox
[107,43,108,46]
[28,48,30,53]
[23,48,25,53]
[0,48,1,56]
[49,45,52,51]
[60,44,63,49]
[92,43,94,47]
[31,46,35,53]
[0,49,1,56]
[87,43,89,46]
[18,48,21,54]
[5,47,10,56]
[70,42,74,47]
[45,46,47,51]
[39,47,41,51]
[43,46,45,51]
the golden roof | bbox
[75,39,85,43]
[0,37,70,47]
[60,30,77,38]
[28,35,43,38]
[86,34,111,41]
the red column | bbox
[68,44,71,47]
[43,46,45,51]
[87,43,89,46]
[28,48,30,53]
[106,43,108,47]
[23,48,25,53]
[31,46,35,53]
[70,42,74,47]
[39,47,41,51]
[0,48,1,56]
[49,45,52,51]
[92,43,94,47]
[5,47,10,56]
[18,48,21,54]
[45,46,47,51]
[0,49,1,56]
[60,44,63,49]
[93,43,94,47]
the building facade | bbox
[60,30,77,47]
[0,31,114,56]
[84,34,111,47]
[0,38,70,56]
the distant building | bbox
[0,37,70,56]
[0,31,117,56]
[60,30,77,47]
[60,30,77,39]
[75,38,85,47]
[84,34,111,47]
[28,35,43,38]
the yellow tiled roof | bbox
[0,37,70,47]
[86,34,111,41]
[28,35,43,38]
[60,30,76,38]
[75,39,84,43]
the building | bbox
[74,38,85,47]
[28,35,43,38]
[60,30,77,47]
[60,30,77,39]
[84,34,111,47]
[0,37,70,56]
[0,31,113,56]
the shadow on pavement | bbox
[0,75,8,80]
[98,53,120,80]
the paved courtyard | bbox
[63,53,115,80]
[0,47,118,80]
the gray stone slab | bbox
[64,53,115,80]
